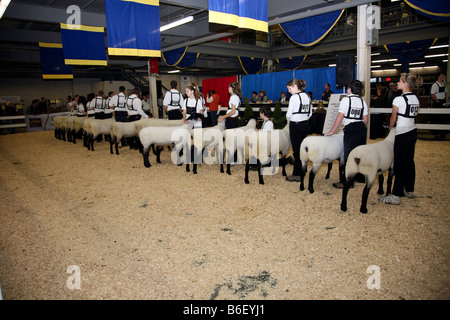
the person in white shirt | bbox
[218,81,242,129]
[259,105,274,131]
[127,87,148,122]
[430,73,446,107]
[104,91,114,119]
[182,84,205,128]
[109,86,128,122]
[163,81,183,120]
[86,93,96,117]
[93,90,106,119]
[77,96,87,117]
[379,73,423,205]
[285,79,312,182]
[325,80,368,188]
[142,93,151,116]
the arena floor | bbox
[0,130,449,300]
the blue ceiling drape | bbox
[39,42,73,80]
[385,39,437,73]
[208,0,268,33]
[405,0,450,22]
[60,24,107,66]
[279,10,344,47]
[276,56,307,70]
[105,0,161,57]
[238,57,265,75]
[162,47,199,69]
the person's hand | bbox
[324,131,333,136]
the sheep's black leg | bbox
[72,130,76,144]
[386,168,393,195]
[220,164,224,173]
[341,174,356,212]
[258,160,264,185]
[244,160,250,184]
[156,146,163,163]
[115,141,120,155]
[360,179,372,214]
[339,163,346,184]
[377,174,384,195]
[280,156,287,177]
[299,162,307,191]
[143,147,151,168]
[226,164,231,175]
[325,163,332,179]
[90,134,95,151]
[308,170,316,194]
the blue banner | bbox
[385,39,437,73]
[209,0,268,33]
[276,56,307,70]
[39,43,73,79]
[280,10,344,47]
[61,24,107,66]
[405,0,450,21]
[162,47,199,69]
[238,57,265,75]
[105,0,161,57]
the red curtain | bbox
[202,75,237,109]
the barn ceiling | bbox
[0,0,448,79]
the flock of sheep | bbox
[52,115,396,214]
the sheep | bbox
[186,121,226,174]
[299,133,345,194]
[65,116,77,144]
[340,128,396,214]
[74,116,86,140]
[138,121,195,168]
[53,115,71,141]
[220,119,257,175]
[109,118,184,155]
[83,118,115,151]
[244,123,291,185]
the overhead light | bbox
[160,16,194,32]
[393,62,425,66]
[329,64,336,67]
[0,0,11,19]
[371,65,381,68]
[168,70,180,73]
[424,53,448,58]
[371,52,381,56]
[430,44,449,49]
[372,58,398,63]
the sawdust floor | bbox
[0,130,449,300]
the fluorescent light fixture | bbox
[424,53,448,58]
[371,65,381,68]
[0,0,11,19]
[168,70,180,73]
[371,52,380,56]
[393,62,425,66]
[329,64,336,67]
[372,58,398,63]
[410,66,439,69]
[160,16,194,32]
[443,59,448,62]
[372,69,397,72]
[430,44,449,49]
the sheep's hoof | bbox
[259,181,264,185]
[377,190,384,195]
[226,171,231,175]
[300,185,305,191]
[144,163,151,168]
[360,207,368,214]
[244,179,249,184]
[341,204,347,212]
[308,189,314,194]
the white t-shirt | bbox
[430,81,446,100]
[105,97,113,114]
[86,100,95,115]
[126,94,148,119]
[109,93,127,111]
[227,94,240,118]
[261,119,274,131]
[393,93,419,135]
[93,96,105,113]
[163,89,182,111]
[338,94,368,126]
[286,92,311,122]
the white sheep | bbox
[83,118,115,151]
[341,128,396,214]
[53,115,71,141]
[220,119,257,175]
[187,121,226,174]
[110,118,184,155]
[244,123,291,185]
[138,121,195,167]
[299,133,344,194]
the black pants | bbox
[392,129,417,197]
[115,111,128,122]
[168,109,182,120]
[128,114,141,122]
[225,117,238,129]
[343,121,367,165]
[95,112,105,119]
[290,120,309,176]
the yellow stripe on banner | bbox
[162,46,189,67]
[279,9,344,47]
[65,59,108,66]
[238,57,265,75]
[209,10,240,28]
[404,0,450,18]
[173,53,201,69]
[239,17,268,33]
[108,47,161,58]
[42,74,74,80]
[121,0,159,6]
[39,42,63,48]
[60,23,104,33]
